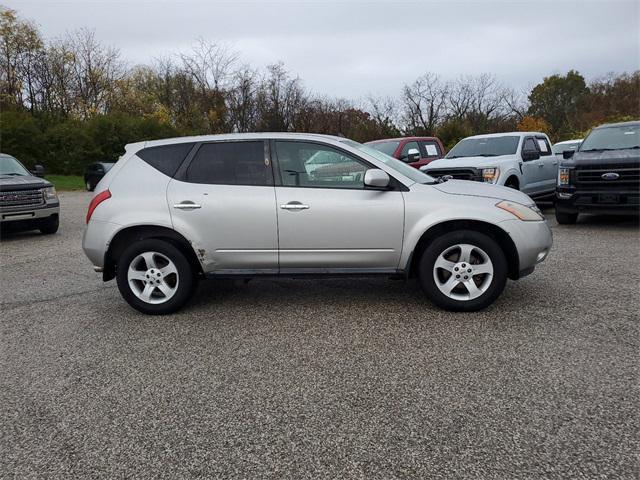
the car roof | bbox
[464,131,547,140]
[129,132,349,150]
[553,139,582,145]
[365,136,439,144]
[593,120,640,129]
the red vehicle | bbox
[365,136,445,169]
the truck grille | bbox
[0,189,45,209]
[575,164,640,188]
[425,168,482,182]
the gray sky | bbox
[7,0,640,99]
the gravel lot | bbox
[1,191,638,479]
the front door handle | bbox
[280,202,309,211]
[173,201,201,210]
[538,163,544,168]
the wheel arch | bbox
[103,225,203,281]
[407,219,520,280]
[504,174,520,189]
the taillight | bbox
[86,189,111,223]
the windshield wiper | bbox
[445,155,465,159]
[476,154,498,157]
[580,148,616,152]
[0,173,24,176]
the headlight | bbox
[558,167,572,186]
[482,167,500,183]
[496,200,544,221]
[43,186,57,201]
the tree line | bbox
[1,7,638,174]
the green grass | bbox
[46,175,85,191]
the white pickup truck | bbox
[420,132,558,201]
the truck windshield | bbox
[0,155,30,176]
[368,141,400,156]
[446,136,520,159]
[579,124,639,151]
[341,140,435,184]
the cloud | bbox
[7,0,639,97]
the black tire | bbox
[85,178,94,191]
[39,215,59,235]
[418,230,508,312]
[505,177,519,190]
[116,239,196,315]
[555,210,578,225]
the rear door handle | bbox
[280,202,309,211]
[173,201,201,210]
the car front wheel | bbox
[39,215,59,235]
[116,239,195,315]
[418,230,507,311]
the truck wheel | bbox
[116,239,195,315]
[505,177,519,190]
[418,230,508,312]
[39,215,59,235]
[555,210,578,225]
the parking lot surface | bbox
[1,191,638,479]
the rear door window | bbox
[535,137,552,156]
[186,141,272,186]
[138,143,195,177]
[420,140,441,158]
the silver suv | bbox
[83,133,552,315]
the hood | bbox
[433,179,534,205]
[563,148,640,167]
[424,155,514,170]
[0,174,52,191]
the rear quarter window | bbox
[137,143,195,177]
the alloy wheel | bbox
[127,251,179,304]
[432,243,494,301]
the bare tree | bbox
[179,38,237,93]
[65,29,125,117]
[401,72,448,135]
[227,65,259,132]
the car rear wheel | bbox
[116,239,195,315]
[418,230,507,311]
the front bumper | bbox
[0,203,59,223]
[500,218,553,277]
[556,188,639,216]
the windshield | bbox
[579,124,639,151]
[368,141,400,157]
[0,155,30,176]
[446,136,520,158]
[341,140,435,184]
[552,141,581,154]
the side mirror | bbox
[364,169,390,189]
[31,164,45,177]
[521,150,540,161]
[407,148,420,162]
[562,150,575,159]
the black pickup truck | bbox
[0,153,60,234]
[555,121,639,224]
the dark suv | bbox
[555,121,639,224]
[0,153,60,234]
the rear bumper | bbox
[82,219,121,269]
[556,188,639,215]
[500,218,553,277]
